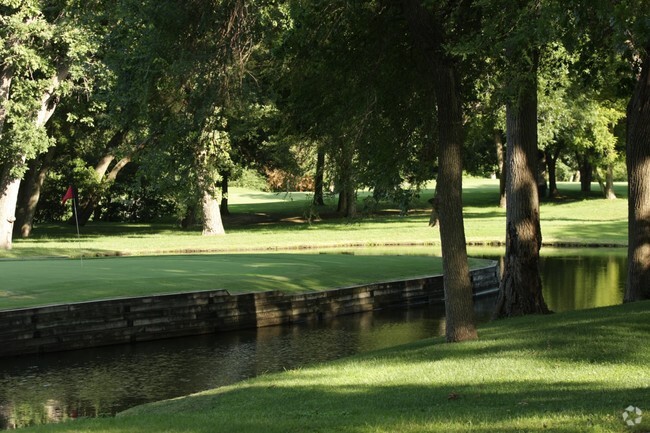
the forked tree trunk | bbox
[402,0,476,342]
[626,42,650,302]
[494,53,550,318]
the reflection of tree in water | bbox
[541,255,625,312]
[0,399,73,429]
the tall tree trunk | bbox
[494,52,550,318]
[577,154,592,193]
[201,187,225,236]
[220,172,230,216]
[625,42,650,302]
[435,66,477,342]
[15,147,55,237]
[402,0,476,342]
[495,129,507,208]
[336,141,356,218]
[545,147,561,198]
[313,146,325,206]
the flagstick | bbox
[72,197,83,266]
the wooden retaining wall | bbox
[0,264,498,358]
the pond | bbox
[0,251,627,430]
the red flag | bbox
[61,186,75,204]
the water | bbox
[0,253,626,430]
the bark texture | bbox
[577,154,592,193]
[494,58,550,318]
[15,147,55,237]
[313,147,325,206]
[596,164,616,200]
[0,164,23,249]
[336,141,356,218]
[545,147,561,198]
[402,0,477,342]
[626,43,650,302]
[201,188,225,236]
[495,130,507,208]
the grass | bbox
[0,253,497,311]
[2,178,644,433]
[0,178,626,310]
[17,300,650,433]
[0,179,628,259]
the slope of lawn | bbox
[18,300,650,433]
[0,253,494,311]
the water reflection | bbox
[541,255,626,312]
[0,253,627,430]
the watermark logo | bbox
[622,405,642,427]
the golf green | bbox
[0,253,476,310]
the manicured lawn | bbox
[0,254,495,311]
[18,300,650,433]
[0,179,628,259]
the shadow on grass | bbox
[549,221,627,243]
[108,305,649,433]
[117,379,647,433]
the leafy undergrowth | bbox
[21,300,650,433]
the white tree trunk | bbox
[201,189,225,236]
[0,162,24,249]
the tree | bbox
[401,0,478,342]
[495,49,550,317]
[278,0,437,218]
[626,40,650,301]
[0,0,102,249]
[489,0,551,318]
[558,0,648,300]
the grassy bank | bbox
[19,300,650,433]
